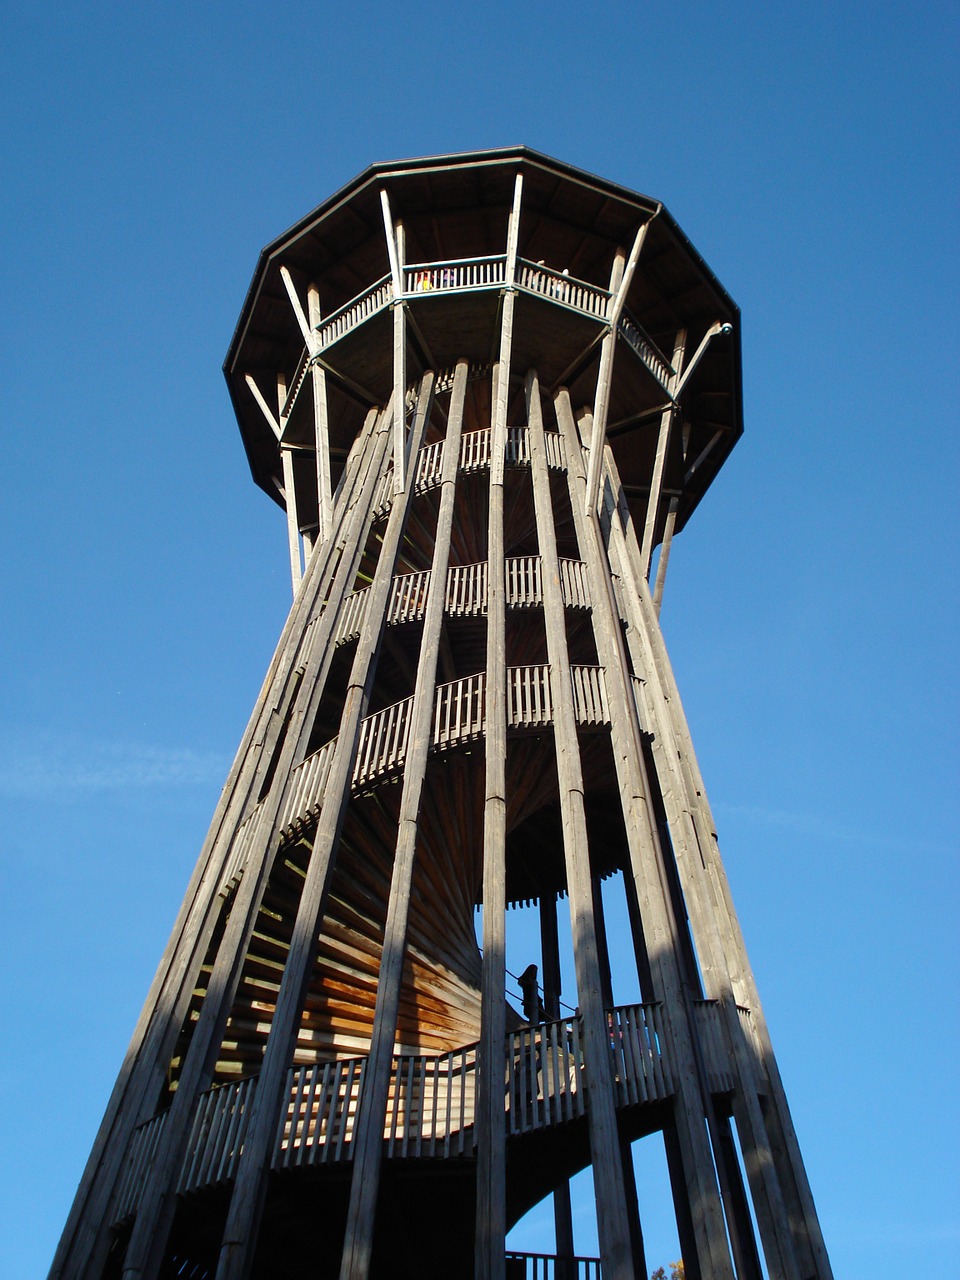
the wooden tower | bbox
[52,149,833,1280]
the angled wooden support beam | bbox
[339,364,466,1280]
[116,408,393,1280]
[213,386,430,1280]
[307,284,332,543]
[639,329,686,578]
[529,372,639,1279]
[673,320,732,399]
[244,374,281,439]
[277,373,303,595]
[583,210,659,516]
[652,424,689,613]
[381,190,408,492]
[556,387,736,1280]
[279,265,313,347]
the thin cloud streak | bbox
[0,731,228,797]
[714,801,885,847]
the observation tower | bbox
[52,148,833,1280]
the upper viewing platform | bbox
[225,146,742,548]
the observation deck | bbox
[225,147,742,552]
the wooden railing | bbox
[368,426,564,520]
[433,671,486,749]
[507,664,553,728]
[516,258,610,320]
[403,256,506,294]
[446,561,488,616]
[280,664,609,838]
[607,1004,672,1106]
[275,272,674,429]
[273,1057,364,1168]
[354,694,413,790]
[178,1074,256,1194]
[617,310,674,392]
[334,557,590,645]
[315,275,394,351]
[506,1252,602,1280]
[507,1019,585,1134]
[111,1003,697,1221]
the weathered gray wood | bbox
[213,379,434,1280]
[381,191,407,493]
[624,507,830,1278]
[280,264,312,345]
[527,371,635,1278]
[555,387,736,1280]
[308,283,333,543]
[475,171,522,1280]
[243,373,282,439]
[651,495,679,613]
[638,329,686,577]
[52,407,385,1280]
[673,319,727,398]
[116,405,397,1280]
[599,442,818,1280]
[338,362,467,1280]
[582,214,653,514]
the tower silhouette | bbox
[52,149,833,1280]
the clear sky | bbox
[1,3,957,1277]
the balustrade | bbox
[110,1003,681,1222]
[315,275,394,351]
[515,258,611,320]
[403,256,506,295]
[617,310,674,391]
[433,672,485,749]
[508,664,553,727]
[505,1252,602,1280]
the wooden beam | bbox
[582,249,624,515]
[213,383,433,1280]
[555,388,737,1280]
[244,374,281,439]
[583,212,656,515]
[605,479,826,1278]
[308,284,332,543]
[475,179,521,1280]
[280,447,303,595]
[528,371,636,1279]
[279,265,312,346]
[673,321,731,399]
[112,407,393,1280]
[339,363,466,1280]
[639,329,686,578]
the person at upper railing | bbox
[519,964,546,1025]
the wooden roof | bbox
[224,147,742,539]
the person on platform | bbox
[518,964,545,1025]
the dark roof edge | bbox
[223,146,739,375]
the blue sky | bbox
[1,2,957,1276]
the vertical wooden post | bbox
[539,893,576,1276]
[280,446,303,595]
[555,388,736,1280]
[381,189,407,494]
[651,495,679,613]
[600,444,818,1280]
[338,362,467,1280]
[639,329,686,579]
[213,380,434,1280]
[583,214,655,515]
[474,172,522,1280]
[114,407,395,1280]
[307,283,332,543]
[527,370,636,1279]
